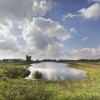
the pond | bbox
[25,62,87,80]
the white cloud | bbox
[32,0,54,16]
[63,14,79,21]
[22,17,71,59]
[0,29,21,51]
[0,40,6,43]
[82,36,88,41]
[0,26,25,59]
[63,3,100,20]
[0,0,54,26]
[70,28,77,34]
[79,3,100,20]
[88,0,100,2]
[46,46,100,60]
[18,26,22,29]
[0,49,25,59]
[0,0,100,60]
[0,0,56,59]
[68,47,100,59]
[18,35,23,38]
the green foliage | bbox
[33,71,43,79]
[0,61,30,79]
[0,61,100,100]
[4,67,30,78]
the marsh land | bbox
[0,61,100,100]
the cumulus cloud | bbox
[0,0,56,59]
[0,31,21,51]
[0,0,54,26]
[82,36,88,41]
[0,40,6,43]
[22,17,71,59]
[0,0,99,60]
[88,0,100,2]
[0,27,25,59]
[79,3,100,20]
[0,49,25,59]
[59,47,100,60]
[68,47,100,59]
[63,3,100,20]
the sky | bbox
[0,0,100,60]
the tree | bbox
[26,55,31,62]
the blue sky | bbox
[0,0,100,59]
[45,0,100,48]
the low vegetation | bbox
[0,62,30,79]
[0,61,100,100]
[33,71,43,79]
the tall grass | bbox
[33,71,43,79]
[0,61,100,100]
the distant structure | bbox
[3,59,22,62]
[26,55,32,62]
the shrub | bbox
[33,71,43,79]
[4,67,30,79]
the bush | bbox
[33,71,43,79]
[4,67,30,79]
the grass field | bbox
[0,61,100,100]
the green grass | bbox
[0,61,100,100]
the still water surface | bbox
[26,62,87,80]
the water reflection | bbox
[26,62,87,80]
